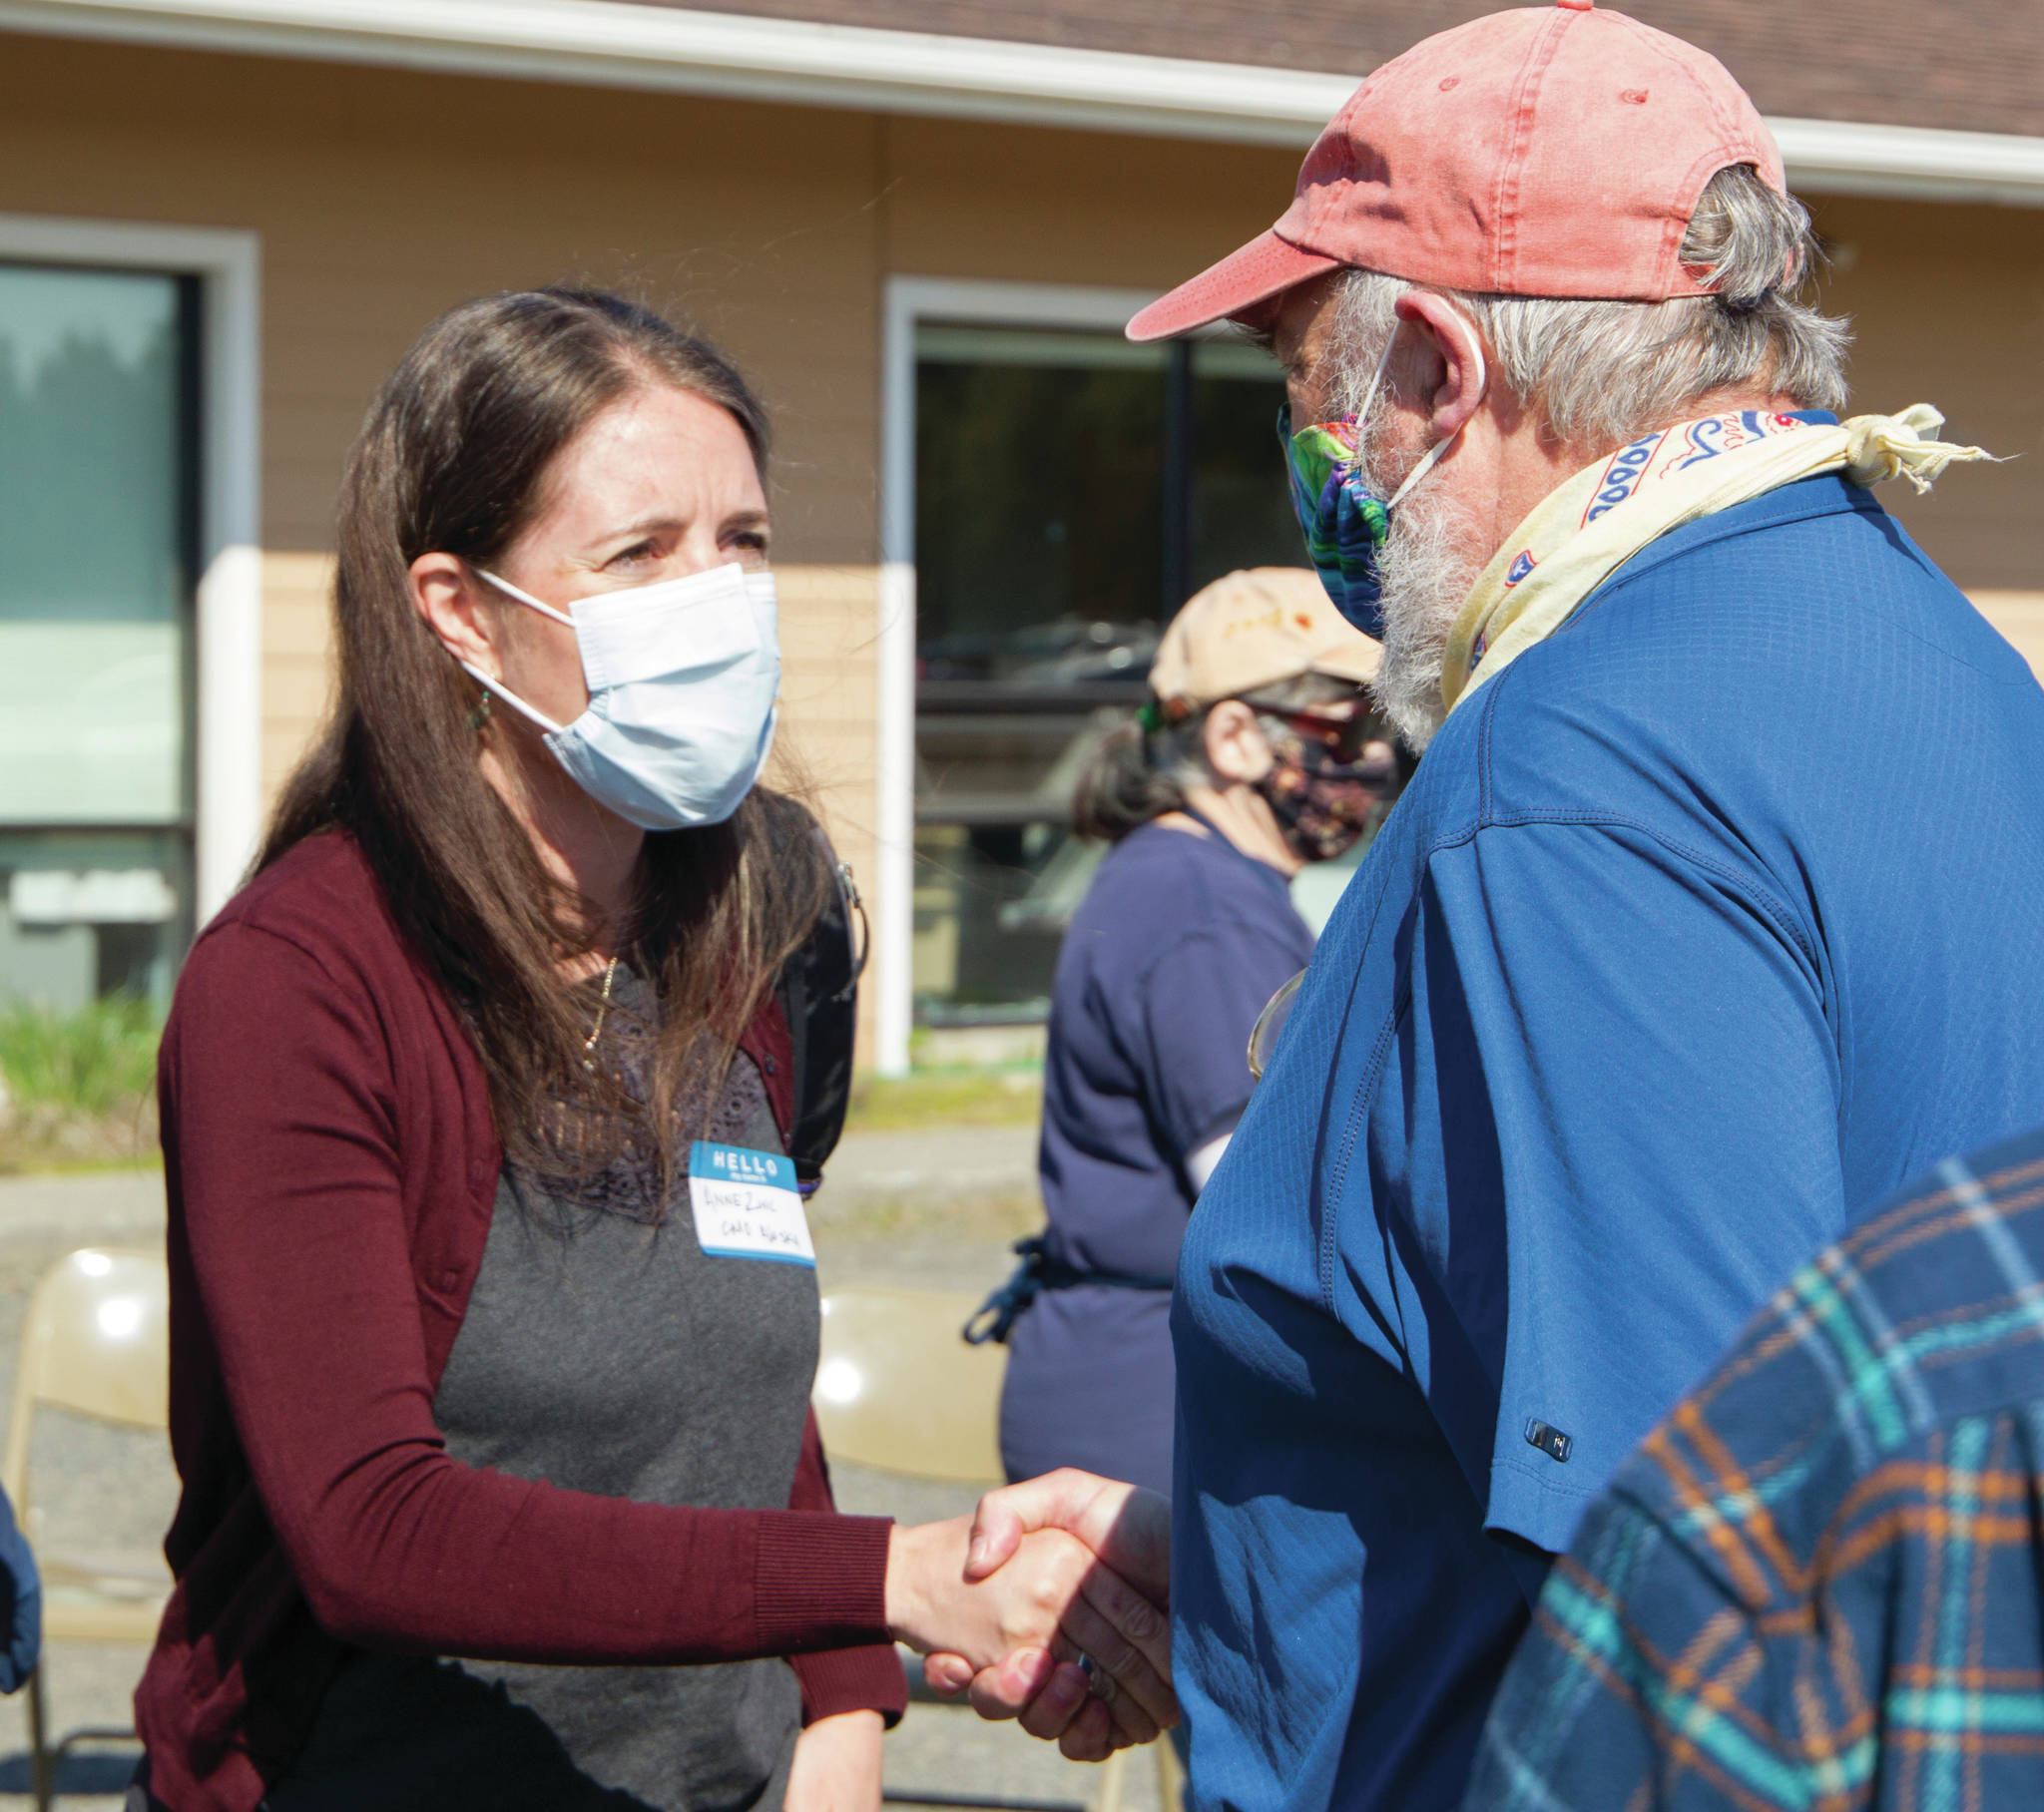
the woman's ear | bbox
[1203,700,1277,786]
[410,553,500,677]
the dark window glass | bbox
[913,324,1300,1027]
[916,329,1170,686]
[1190,343,1303,594]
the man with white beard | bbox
[1096,3,2044,1808]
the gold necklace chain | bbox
[580,957,620,1074]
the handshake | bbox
[881,1469,1176,1760]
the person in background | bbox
[0,1486,38,1695]
[130,288,1169,1812]
[981,569,1398,1501]
[1467,1123,2044,1812]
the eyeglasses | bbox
[1247,969,1306,1083]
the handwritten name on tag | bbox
[688,1141,814,1267]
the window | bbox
[911,322,1299,1026]
[0,263,198,1010]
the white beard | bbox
[1366,482,1485,754]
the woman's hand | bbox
[784,1708,883,1812]
[884,1507,1176,1760]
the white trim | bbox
[1769,118,2044,207]
[874,277,1160,1076]
[0,214,262,929]
[9,0,2044,199]
[0,0,1352,148]
[874,288,916,1081]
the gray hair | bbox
[1329,165,1851,448]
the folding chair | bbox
[814,1285,1178,1812]
[1,1247,172,1811]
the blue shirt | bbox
[1171,475,2044,1812]
[1001,819,1313,1497]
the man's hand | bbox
[963,1471,1171,1599]
[919,1471,1173,1759]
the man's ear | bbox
[1393,290,1488,441]
[1203,700,1276,785]
[410,553,501,678]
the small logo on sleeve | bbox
[1525,1419,1573,1464]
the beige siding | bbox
[261,553,335,800]
[0,34,888,561]
[767,564,883,1067]
[1972,593,2044,679]
[1810,196,2044,593]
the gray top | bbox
[270,980,820,1812]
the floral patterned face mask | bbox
[1256,703,1398,864]
[1280,324,1485,641]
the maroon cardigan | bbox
[137,831,902,1812]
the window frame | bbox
[0,213,261,929]
[876,277,1160,1074]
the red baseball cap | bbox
[1126,0,1784,343]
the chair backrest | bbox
[813,1285,1007,1484]
[1,1247,170,1513]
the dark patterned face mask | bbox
[1256,704,1398,864]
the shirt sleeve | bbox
[1464,1491,1764,1812]
[784,1411,908,1728]
[162,920,893,1666]
[1413,819,1845,1557]
[1137,926,1309,1162]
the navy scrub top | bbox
[999,817,1313,1498]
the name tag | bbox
[688,1141,814,1267]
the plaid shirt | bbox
[1466,1127,2044,1812]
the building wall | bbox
[1813,195,2044,594]
[1,31,2039,1060]
[0,32,1303,1062]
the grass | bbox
[0,995,164,1173]
[842,1066,1043,1132]
[0,997,1043,1172]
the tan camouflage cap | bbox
[1149,568,1381,713]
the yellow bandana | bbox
[1441,405,1991,719]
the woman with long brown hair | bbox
[132,289,1170,1812]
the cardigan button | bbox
[437,1266,462,1293]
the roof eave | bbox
[6,0,2044,201]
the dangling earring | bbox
[466,686,492,732]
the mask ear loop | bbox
[1383,335,1488,511]
[476,568,577,627]
[453,568,579,734]
[1349,325,1400,429]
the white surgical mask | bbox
[462,561,779,832]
